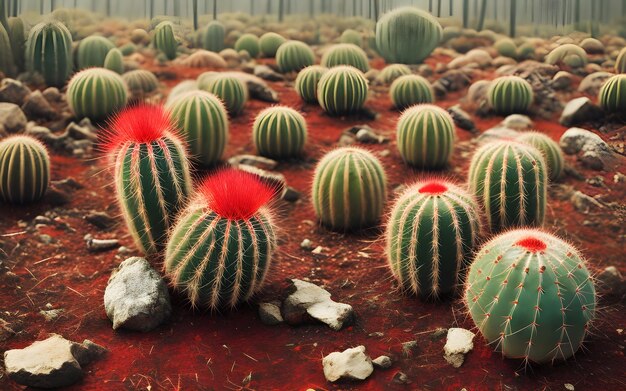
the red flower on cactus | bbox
[515,237,547,252]
[418,181,448,195]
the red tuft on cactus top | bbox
[198,168,277,220]
[515,237,547,252]
[418,181,448,195]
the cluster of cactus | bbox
[259,32,286,58]
[122,69,160,102]
[317,66,368,115]
[26,20,73,87]
[516,132,564,181]
[234,33,260,58]
[0,136,50,204]
[275,40,315,73]
[77,35,115,69]
[386,180,480,298]
[67,68,128,120]
[104,48,124,74]
[294,66,327,103]
[164,168,277,309]
[545,44,587,68]
[199,74,248,116]
[312,147,386,231]
[390,75,434,109]
[396,104,455,168]
[487,76,534,115]
[377,64,411,84]
[598,74,626,113]
[154,21,178,60]
[469,140,547,232]
[202,21,225,52]
[465,229,596,363]
[166,90,229,166]
[321,43,370,72]
[252,106,307,159]
[615,47,626,74]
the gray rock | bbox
[559,127,615,170]
[258,302,283,325]
[0,78,30,105]
[254,65,285,81]
[559,97,603,127]
[372,355,392,369]
[596,266,625,298]
[477,126,520,144]
[84,211,116,229]
[551,71,574,90]
[443,328,475,368]
[570,190,604,213]
[448,104,477,133]
[85,236,119,252]
[281,186,300,202]
[432,69,472,97]
[300,238,313,250]
[0,102,27,134]
[22,91,56,119]
[392,371,411,384]
[501,114,533,130]
[322,346,373,382]
[578,72,613,95]
[103,257,171,331]
[467,80,490,104]
[67,121,97,141]
[42,87,63,102]
[228,154,278,170]
[355,128,387,144]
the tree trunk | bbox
[213,0,217,20]
[373,0,379,21]
[462,0,469,27]
[450,0,454,16]
[509,0,516,37]
[477,0,487,30]
[279,0,284,22]
[437,0,442,16]
[193,0,198,30]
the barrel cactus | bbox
[469,140,547,232]
[295,66,327,104]
[166,90,229,166]
[312,147,387,231]
[7,17,25,72]
[321,43,370,72]
[545,44,587,68]
[340,29,362,47]
[103,105,192,254]
[516,132,564,181]
[234,33,260,58]
[154,21,178,60]
[199,74,248,116]
[598,74,626,113]
[276,40,315,73]
[390,75,434,109]
[0,23,14,77]
[26,20,73,87]
[487,76,534,115]
[77,35,115,69]
[375,7,442,64]
[317,66,368,115]
[67,68,128,121]
[104,48,124,74]
[377,64,412,84]
[615,47,626,74]
[396,104,455,168]
[202,21,225,52]
[465,229,596,364]
[494,38,517,58]
[164,168,278,310]
[259,32,286,58]
[252,106,307,159]
[0,136,50,204]
[122,69,160,102]
[386,180,480,298]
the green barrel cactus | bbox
[7,17,25,72]
[122,69,160,102]
[234,33,260,58]
[615,47,626,74]
[105,105,192,254]
[167,90,229,166]
[516,132,564,181]
[340,29,362,47]
[202,21,225,52]
[312,147,387,231]
[0,136,50,204]
[469,140,547,232]
[390,74,434,109]
[26,20,73,87]
[545,44,587,68]
[104,48,124,74]
[487,76,534,115]
[317,66,368,115]
[77,35,115,69]
[0,22,15,77]
[375,7,442,64]
[199,74,248,116]
[598,74,626,113]
[494,38,517,58]
[154,21,178,60]
[276,40,315,73]
[386,180,480,298]
[164,168,277,310]
[295,65,327,103]
[67,68,128,121]
[252,106,307,159]
[377,64,411,84]
[321,43,370,72]
[259,32,286,58]
[396,104,455,168]
[465,229,596,364]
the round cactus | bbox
[396,104,455,168]
[598,74,626,113]
[294,65,327,104]
[317,66,368,115]
[487,76,534,115]
[77,35,115,69]
[202,21,225,52]
[166,90,229,166]
[252,106,307,159]
[469,140,547,232]
[7,17,25,72]
[0,23,15,77]
[234,33,260,58]
[377,64,412,84]
[340,29,362,47]
[0,136,50,204]
[375,7,442,64]
[516,132,564,181]
[104,48,124,74]
[259,32,286,57]
[276,40,315,73]
[615,47,626,74]
[199,74,248,116]
[25,20,73,87]
[67,68,128,121]
[154,21,178,60]
[494,38,517,58]
[164,169,277,310]
[386,179,481,298]
[312,147,387,231]
[465,229,596,364]
[321,43,370,72]
[390,74,434,109]
[122,69,160,102]
[545,44,587,68]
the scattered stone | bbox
[230,72,279,102]
[565,383,575,391]
[103,257,171,331]
[477,126,520,144]
[560,127,615,170]
[432,69,472,96]
[401,340,418,357]
[46,186,72,206]
[42,87,63,102]
[322,346,373,382]
[344,124,387,144]
[228,154,278,170]
[596,266,625,298]
[431,327,448,341]
[84,211,116,230]
[467,80,490,105]
[501,114,533,130]
[551,71,574,90]
[0,102,27,134]
[254,64,285,81]
[614,172,626,183]
[85,235,119,252]
[443,328,475,368]
[281,186,300,202]
[40,308,64,322]
[448,104,477,133]
[559,97,603,127]
[338,133,356,146]
[67,121,97,141]
[258,302,283,325]
[22,91,55,119]
[311,245,323,254]
[372,355,392,369]
[39,234,53,245]
[578,72,613,95]
[300,239,313,250]
[571,191,604,213]
[0,78,30,105]
[392,371,411,384]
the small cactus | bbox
[67,68,128,121]
[615,47,626,74]
[545,44,587,68]
[0,136,50,204]
[494,38,517,58]
[312,147,387,231]
[77,35,115,69]
[276,40,315,73]
[377,64,411,84]
[390,74,434,109]
[321,43,370,72]
[487,76,534,115]
[202,21,225,52]
[104,48,124,74]
[199,74,248,116]
[154,21,178,60]
[102,105,192,254]
[386,180,480,298]
[122,69,160,102]
[0,22,15,77]
[164,168,278,310]
[317,66,369,116]
[396,104,455,168]
[259,32,286,57]
[516,132,564,181]
[234,33,260,58]
[340,29,362,46]
[252,106,307,159]
[465,229,596,364]
[295,66,327,104]
[26,20,73,87]
[469,140,547,232]
[598,74,626,113]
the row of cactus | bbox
[252,106,307,159]
[390,75,434,109]
[77,35,115,69]
[234,33,260,58]
[321,43,369,72]
[487,76,534,115]
[294,65,327,103]
[67,67,128,121]
[317,66,369,115]
[259,32,286,58]
[26,21,73,87]
[198,73,248,116]
[0,136,50,204]
[276,40,315,73]
[378,63,411,84]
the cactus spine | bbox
[259,32,286,58]
[67,68,128,121]
[465,229,596,364]
[295,65,327,104]
[516,132,564,181]
[200,74,248,116]
[390,75,434,109]
[387,180,480,298]
[598,74,626,113]
[317,66,368,116]
[487,76,534,115]
[276,40,315,73]
[252,106,307,159]
[321,43,370,72]
[0,136,50,204]
[234,33,260,58]
[104,48,124,74]
[77,35,115,69]
[154,21,178,60]
[26,21,73,87]
[202,21,225,52]
[122,69,160,102]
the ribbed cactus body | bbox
[378,64,411,84]
[0,136,50,204]
[545,44,587,68]
[26,21,73,87]
[0,23,15,77]
[200,74,247,116]
[104,48,124,74]
[202,21,225,52]
[516,132,564,181]
[259,32,286,57]
[396,104,455,168]
[234,33,260,58]
[340,29,362,46]
[295,65,327,103]
[390,75,434,109]
[598,74,626,113]
[154,21,178,60]
[465,229,596,364]
[7,17,25,72]
[122,69,160,102]
[386,180,480,298]
[312,147,387,231]
[615,47,626,74]
[167,91,229,166]
[317,66,368,115]
[487,76,534,115]
[276,40,315,73]
[252,106,307,159]
[469,141,547,232]
[375,7,442,64]
[77,35,115,69]
[321,43,370,72]
[67,68,128,120]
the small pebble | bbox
[300,239,313,250]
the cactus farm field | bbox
[1,1,626,390]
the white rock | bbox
[501,114,533,130]
[372,355,392,369]
[322,346,374,382]
[559,97,603,127]
[443,328,475,368]
[0,102,27,134]
[559,127,615,170]
[258,302,283,325]
[477,126,520,144]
